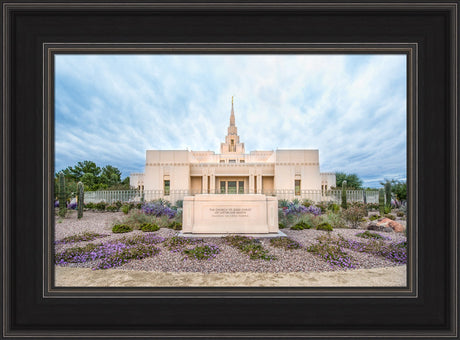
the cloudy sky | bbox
[55,54,406,188]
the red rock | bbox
[376,218,405,233]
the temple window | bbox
[164,180,170,196]
[295,180,301,196]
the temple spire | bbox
[230,96,235,127]
[220,97,245,154]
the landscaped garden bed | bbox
[54,199,407,274]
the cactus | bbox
[58,173,67,217]
[379,189,385,216]
[341,180,347,210]
[363,190,368,214]
[385,181,392,211]
[77,181,84,219]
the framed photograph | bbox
[2,1,458,339]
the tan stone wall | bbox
[262,176,274,193]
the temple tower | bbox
[220,97,245,154]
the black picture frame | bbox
[2,1,459,339]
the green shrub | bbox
[85,202,95,210]
[168,221,182,230]
[95,202,107,211]
[120,210,156,229]
[278,223,286,229]
[396,211,405,217]
[316,222,333,232]
[355,230,385,240]
[384,214,396,220]
[291,221,312,230]
[165,236,203,251]
[327,203,340,213]
[112,224,133,233]
[384,206,391,214]
[369,214,380,221]
[114,201,123,209]
[182,244,220,260]
[140,223,160,232]
[322,212,347,229]
[224,236,276,261]
[136,203,143,209]
[302,199,314,207]
[106,204,118,212]
[174,200,183,209]
[121,204,130,214]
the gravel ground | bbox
[54,210,407,274]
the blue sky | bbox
[55,54,406,188]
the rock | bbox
[376,218,405,233]
[366,222,380,231]
[388,220,405,233]
[383,227,394,233]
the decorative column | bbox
[210,172,215,194]
[257,174,262,194]
[202,173,208,194]
[249,173,255,194]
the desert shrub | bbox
[327,203,340,213]
[112,224,133,233]
[322,212,347,229]
[396,211,405,217]
[278,199,289,208]
[366,203,379,211]
[316,222,333,232]
[384,214,396,220]
[270,237,302,250]
[182,244,220,260]
[95,202,107,211]
[369,214,380,221]
[121,204,130,214]
[118,210,157,229]
[355,230,386,240]
[291,221,312,230]
[384,206,392,214]
[302,199,314,207]
[224,236,276,261]
[140,223,160,232]
[168,221,182,230]
[341,205,367,229]
[85,202,95,210]
[106,204,118,212]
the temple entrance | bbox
[218,177,247,194]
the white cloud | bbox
[55,54,406,187]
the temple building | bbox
[130,98,335,202]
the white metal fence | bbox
[84,189,379,205]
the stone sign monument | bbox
[182,194,279,234]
